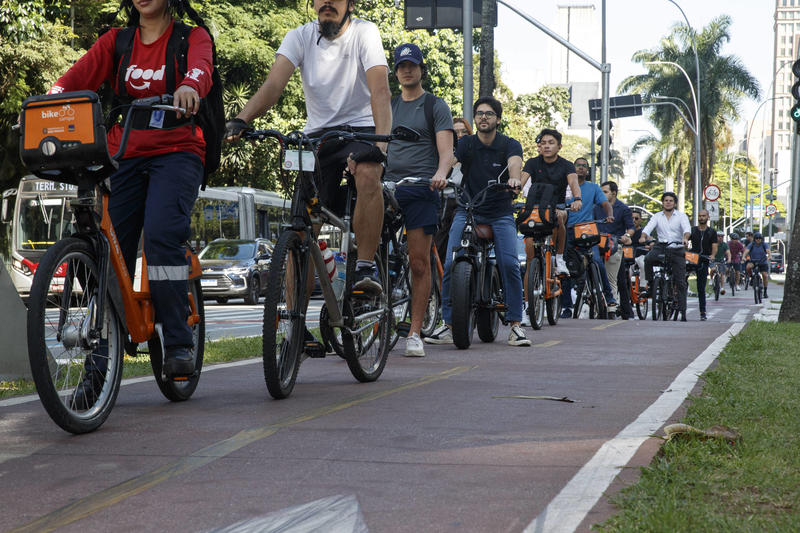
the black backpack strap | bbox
[423,92,436,149]
[114,27,136,98]
[165,21,192,93]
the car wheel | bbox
[216,297,229,304]
[244,276,260,305]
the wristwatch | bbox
[573,197,582,201]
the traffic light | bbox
[790,59,800,128]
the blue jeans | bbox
[441,210,523,324]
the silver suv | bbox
[198,238,272,304]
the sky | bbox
[492,0,775,153]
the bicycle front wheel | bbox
[527,259,545,330]
[262,231,305,399]
[451,261,476,349]
[149,278,205,401]
[753,274,762,304]
[27,238,124,434]
[651,276,662,321]
[342,252,390,382]
[713,274,721,301]
[589,264,608,320]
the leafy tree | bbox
[619,16,760,209]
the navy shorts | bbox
[394,184,440,235]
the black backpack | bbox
[112,22,224,189]
[391,92,457,162]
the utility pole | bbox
[479,0,497,97]
[462,0,473,123]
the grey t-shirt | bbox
[384,92,454,182]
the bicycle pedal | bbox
[395,321,411,338]
[304,341,326,358]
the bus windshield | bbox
[16,196,73,250]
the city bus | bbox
[1,175,291,298]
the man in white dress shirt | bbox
[639,192,691,321]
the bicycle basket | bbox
[20,91,115,185]
[685,251,700,265]
[573,222,600,246]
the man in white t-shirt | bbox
[225,0,391,296]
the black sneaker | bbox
[763,288,768,298]
[71,371,105,410]
[680,312,687,322]
[352,265,382,297]
[164,346,195,377]
[700,313,707,321]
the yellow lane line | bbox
[11,365,475,533]
[534,340,562,348]
[592,320,624,330]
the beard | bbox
[319,9,349,39]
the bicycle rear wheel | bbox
[27,238,124,434]
[342,252,390,382]
[527,259,545,330]
[149,278,205,401]
[262,231,305,399]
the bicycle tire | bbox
[341,251,390,382]
[728,268,736,295]
[713,274,720,301]
[476,264,501,342]
[661,278,672,321]
[262,231,305,399]
[589,263,608,320]
[574,279,587,319]
[753,273,762,304]
[545,287,561,326]
[421,261,442,338]
[387,264,411,351]
[451,260,475,349]
[527,259,545,330]
[634,274,648,320]
[149,278,205,401]
[651,275,662,321]
[27,238,124,434]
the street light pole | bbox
[645,60,699,220]
[728,153,748,234]
[665,0,701,226]
[462,0,473,124]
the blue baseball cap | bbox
[393,43,424,70]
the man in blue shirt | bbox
[425,96,530,346]
[561,158,613,317]
[743,232,770,298]
[594,180,634,316]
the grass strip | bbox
[0,336,263,399]
[597,321,800,532]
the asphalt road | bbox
[0,286,774,533]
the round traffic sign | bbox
[703,184,721,202]
[766,203,778,217]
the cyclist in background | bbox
[639,192,690,322]
[743,232,770,298]
[226,0,391,297]
[384,42,454,357]
[728,232,744,286]
[425,96,530,347]
[48,0,214,388]
[595,180,634,316]
[712,231,731,295]
[688,210,718,320]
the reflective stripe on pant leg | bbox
[147,264,189,281]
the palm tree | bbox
[619,15,760,208]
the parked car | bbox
[770,253,784,273]
[198,238,272,304]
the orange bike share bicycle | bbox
[17,91,204,433]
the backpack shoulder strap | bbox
[114,27,137,98]
[165,21,192,93]
[423,92,436,148]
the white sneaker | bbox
[555,255,570,275]
[520,303,531,327]
[424,325,453,344]
[405,333,425,357]
[508,325,532,346]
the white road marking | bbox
[524,322,746,533]
[731,309,749,322]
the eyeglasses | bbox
[575,163,589,168]
[474,111,497,118]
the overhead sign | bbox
[405,0,497,30]
[766,203,779,217]
[703,184,721,202]
[705,200,720,221]
[588,94,643,122]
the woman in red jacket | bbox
[51,0,214,393]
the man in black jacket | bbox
[689,209,718,320]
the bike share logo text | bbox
[41,105,75,121]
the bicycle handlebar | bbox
[240,125,420,151]
[113,95,186,161]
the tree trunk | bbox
[779,196,800,321]
[478,0,496,97]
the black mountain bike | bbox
[647,241,685,321]
[749,262,766,304]
[449,181,514,349]
[569,220,609,320]
[241,126,418,398]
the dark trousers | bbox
[694,262,709,314]
[108,152,203,347]
[645,246,687,312]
